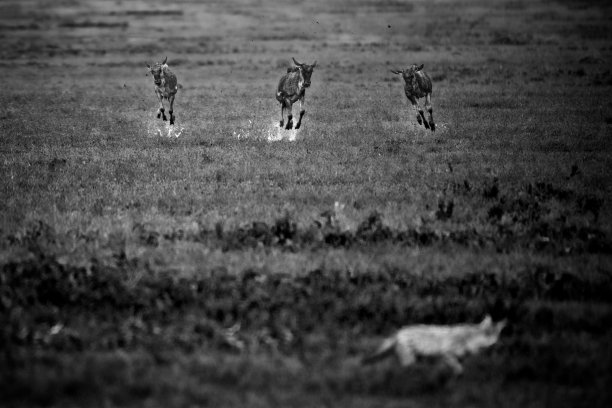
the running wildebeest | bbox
[391,64,435,131]
[276,58,317,129]
[146,56,178,125]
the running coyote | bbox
[147,56,178,125]
[362,315,506,375]
[391,64,435,131]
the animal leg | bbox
[155,89,167,121]
[280,104,285,128]
[417,103,430,130]
[408,96,424,128]
[285,100,294,130]
[440,354,463,376]
[168,94,175,125]
[425,94,435,132]
[295,95,306,129]
[396,348,417,367]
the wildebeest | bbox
[276,58,317,129]
[391,64,435,131]
[147,56,178,125]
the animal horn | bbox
[312,60,317,68]
[162,56,168,64]
[292,57,303,66]
[390,69,402,74]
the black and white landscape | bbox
[1,0,611,407]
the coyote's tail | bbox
[361,336,396,365]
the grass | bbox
[1,0,612,406]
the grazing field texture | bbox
[1,0,612,407]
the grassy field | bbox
[1,0,612,406]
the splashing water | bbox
[233,120,299,142]
[232,120,254,140]
[266,120,299,142]
[147,119,185,138]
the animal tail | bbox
[361,336,396,365]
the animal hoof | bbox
[417,117,423,125]
[295,123,301,130]
[285,121,293,130]
[170,118,175,125]
[424,121,430,129]
[157,113,161,119]
[430,123,436,132]
[280,120,284,128]
[162,116,167,121]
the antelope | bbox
[146,56,178,125]
[391,64,435,131]
[276,57,317,130]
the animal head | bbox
[292,57,317,88]
[390,63,424,82]
[471,315,506,349]
[460,317,505,355]
[146,56,168,86]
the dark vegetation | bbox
[2,178,611,405]
[2,251,612,406]
[5,178,610,255]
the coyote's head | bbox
[480,315,507,333]
[467,315,506,353]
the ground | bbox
[1,0,612,407]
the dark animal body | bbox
[276,58,317,129]
[391,64,435,131]
[147,56,178,125]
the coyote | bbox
[362,315,506,375]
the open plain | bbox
[1,0,612,406]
